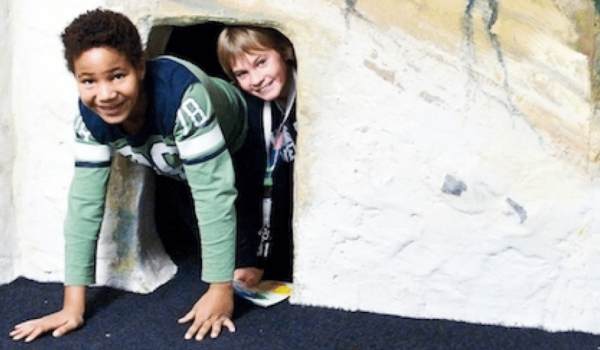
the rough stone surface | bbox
[95,155,177,293]
[2,0,600,335]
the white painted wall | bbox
[2,0,600,336]
[289,0,600,335]
[10,0,104,282]
[0,0,15,283]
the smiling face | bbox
[74,46,146,133]
[231,48,292,106]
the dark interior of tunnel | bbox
[163,21,229,81]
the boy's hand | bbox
[9,308,85,342]
[178,282,235,341]
[234,267,264,288]
[10,285,85,343]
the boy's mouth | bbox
[97,101,125,116]
[256,80,274,95]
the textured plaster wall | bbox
[9,0,104,283]
[3,0,600,335]
[0,0,15,283]
[288,0,600,334]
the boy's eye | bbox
[235,71,248,79]
[113,73,125,80]
[81,79,95,85]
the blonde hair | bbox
[217,25,296,81]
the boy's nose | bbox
[98,82,116,100]
[250,70,263,87]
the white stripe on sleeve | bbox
[176,126,225,160]
[75,142,112,163]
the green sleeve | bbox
[64,116,112,285]
[64,166,110,285]
[184,154,237,283]
[174,81,240,283]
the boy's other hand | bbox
[178,282,235,341]
[234,267,264,288]
[9,308,85,343]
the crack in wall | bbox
[344,0,369,27]
[506,197,527,224]
[590,6,600,173]
[463,0,523,126]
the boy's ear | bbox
[137,59,147,80]
[283,48,295,65]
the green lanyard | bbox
[262,71,297,188]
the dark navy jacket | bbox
[233,93,295,282]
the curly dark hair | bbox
[61,8,144,73]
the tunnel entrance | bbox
[161,22,229,80]
[145,21,297,283]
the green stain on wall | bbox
[113,208,136,259]
[594,0,600,13]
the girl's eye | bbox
[257,58,267,66]
[235,71,248,79]
[81,79,94,85]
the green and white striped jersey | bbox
[64,56,247,285]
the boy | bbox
[217,26,297,288]
[10,9,246,342]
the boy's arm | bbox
[178,149,237,340]
[65,115,112,286]
[174,83,238,283]
[10,118,111,343]
[173,83,239,340]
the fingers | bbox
[53,319,80,338]
[10,320,75,342]
[178,310,194,324]
[196,316,215,340]
[182,315,205,340]
[10,322,49,343]
[178,288,234,341]
[9,326,29,341]
[233,269,246,282]
[24,328,44,343]
[222,318,236,333]
[183,316,235,341]
[9,310,84,343]
[245,275,259,288]
[234,268,264,288]
[209,318,222,339]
